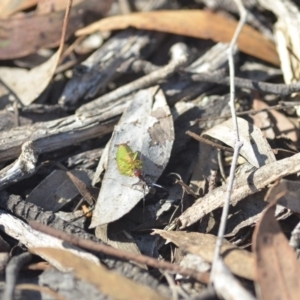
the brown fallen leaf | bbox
[0,0,112,59]
[0,0,38,18]
[252,190,300,300]
[266,179,300,214]
[0,0,69,105]
[76,10,280,66]
[152,230,254,280]
[30,247,168,300]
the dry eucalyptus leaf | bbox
[90,86,174,228]
[0,0,37,17]
[266,179,300,214]
[0,50,60,106]
[0,0,112,59]
[30,248,167,300]
[76,10,279,66]
[203,117,276,168]
[225,192,290,237]
[153,230,254,280]
[252,199,300,300]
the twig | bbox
[188,69,300,96]
[0,141,39,190]
[195,102,300,122]
[3,252,32,300]
[0,102,122,163]
[29,220,210,284]
[186,131,234,153]
[76,43,190,114]
[217,149,226,183]
[177,155,300,229]
[211,0,246,282]
[57,0,74,65]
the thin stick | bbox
[57,0,73,64]
[195,102,299,122]
[211,0,246,281]
[29,221,210,284]
[186,131,234,153]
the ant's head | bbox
[133,169,142,178]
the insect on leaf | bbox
[116,144,143,177]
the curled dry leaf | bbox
[76,10,280,66]
[203,117,276,168]
[30,247,167,300]
[153,230,254,280]
[252,192,300,300]
[90,86,174,227]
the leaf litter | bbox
[90,86,174,227]
[1,1,300,299]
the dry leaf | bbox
[0,0,112,59]
[266,179,300,214]
[76,10,280,66]
[90,87,174,227]
[153,230,254,280]
[30,247,168,300]
[252,196,300,300]
[203,117,276,168]
[0,0,38,18]
[0,50,61,105]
